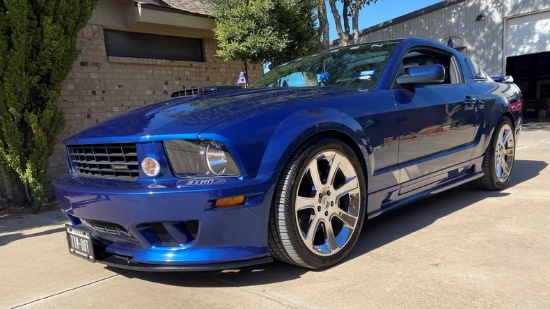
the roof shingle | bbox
[137,0,212,16]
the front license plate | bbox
[66,225,95,262]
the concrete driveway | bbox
[1,122,549,309]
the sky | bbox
[327,0,442,41]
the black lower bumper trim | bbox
[98,254,274,272]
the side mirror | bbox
[396,64,446,86]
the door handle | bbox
[464,96,477,105]
[464,96,477,110]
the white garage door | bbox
[506,11,550,57]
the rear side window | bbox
[465,58,492,81]
[393,47,464,88]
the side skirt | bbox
[367,170,484,219]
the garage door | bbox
[506,11,550,57]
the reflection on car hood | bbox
[64,87,353,144]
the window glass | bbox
[399,48,463,85]
[104,30,204,62]
[250,42,398,89]
[465,58,493,81]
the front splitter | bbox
[98,254,274,272]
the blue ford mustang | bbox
[54,38,522,271]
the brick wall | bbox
[47,24,263,184]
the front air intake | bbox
[137,221,199,247]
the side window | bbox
[449,56,464,84]
[465,58,477,78]
[465,58,492,81]
[394,48,464,88]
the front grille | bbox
[68,143,139,180]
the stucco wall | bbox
[47,24,263,182]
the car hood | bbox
[64,87,353,144]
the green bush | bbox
[0,0,97,212]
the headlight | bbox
[205,141,229,175]
[163,140,240,177]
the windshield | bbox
[250,42,398,90]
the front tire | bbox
[268,137,366,269]
[472,117,516,190]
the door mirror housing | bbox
[396,64,446,86]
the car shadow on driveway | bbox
[116,159,546,287]
[348,187,507,261]
[510,159,548,185]
[346,158,547,261]
[0,227,66,246]
[0,210,66,246]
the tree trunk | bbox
[23,180,33,206]
[343,0,350,38]
[328,0,348,46]
[318,2,330,49]
[352,2,360,44]
[2,166,29,206]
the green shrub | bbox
[0,0,97,212]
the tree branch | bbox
[352,1,360,43]
[343,0,350,37]
[328,0,348,46]
[317,2,330,49]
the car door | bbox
[392,47,478,193]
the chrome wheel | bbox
[471,117,516,190]
[295,150,361,256]
[268,137,366,269]
[494,123,515,182]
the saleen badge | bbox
[111,164,128,171]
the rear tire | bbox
[471,117,516,190]
[268,137,366,269]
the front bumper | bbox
[54,174,274,271]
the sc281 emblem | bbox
[176,178,226,188]
[186,179,215,186]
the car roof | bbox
[330,37,451,51]
[327,37,463,61]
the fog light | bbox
[215,195,245,208]
[141,157,160,177]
